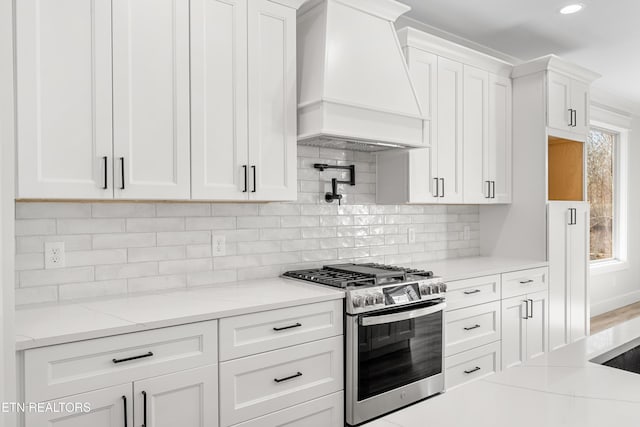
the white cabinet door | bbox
[501,296,527,369]
[133,365,217,427]
[569,202,590,342]
[247,0,297,201]
[463,65,490,204]
[404,47,437,146]
[16,0,113,199]
[25,383,132,427]
[547,71,572,132]
[489,74,512,203]
[112,0,190,200]
[190,0,249,200]
[547,202,570,351]
[436,57,464,203]
[526,290,548,360]
[571,80,590,135]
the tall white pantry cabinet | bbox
[481,56,599,353]
[15,0,300,201]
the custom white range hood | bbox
[297,0,426,151]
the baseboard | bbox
[591,290,640,317]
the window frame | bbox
[589,119,629,275]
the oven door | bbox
[346,300,445,426]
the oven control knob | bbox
[374,293,384,304]
[365,294,376,306]
[420,284,431,295]
[438,282,447,293]
[352,295,364,308]
[429,284,439,294]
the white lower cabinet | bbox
[232,392,344,427]
[24,383,132,427]
[219,336,343,426]
[445,341,501,390]
[501,290,548,369]
[133,366,217,427]
[445,301,501,357]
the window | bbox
[587,127,616,261]
[587,118,628,271]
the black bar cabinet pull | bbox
[122,395,128,427]
[120,157,125,190]
[142,391,147,427]
[274,372,303,383]
[519,279,534,284]
[433,178,439,198]
[463,324,481,331]
[529,299,534,318]
[251,165,257,193]
[486,181,491,198]
[572,109,577,127]
[112,351,154,364]
[464,366,481,374]
[242,165,248,192]
[103,156,108,190]
[491,181,496,199]
[568,108,573,126]
[523,300,529,319]
[440,178,445,198]
[273,322,302,332]
[463,289,481,295]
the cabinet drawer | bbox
[502,267,549,298]
[445,301,501,356]
[219,300,343,361]
[232,392,344,427]
[220,336,343,426]
[24,321,217,403]
[445,341,501,390]
[445,275,500,310]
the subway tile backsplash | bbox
[14,147,480,306]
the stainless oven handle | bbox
[360,302,446,326]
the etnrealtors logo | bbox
[1,402,91,414]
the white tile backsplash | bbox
[15,149,480,306]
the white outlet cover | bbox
[463,226,471,241]
[212,235,226,257]
[407,227,416,244]
[44,241,66,269]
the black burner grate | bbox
[283,263,433,288]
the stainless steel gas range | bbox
[283,263,447,426]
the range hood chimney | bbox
[297,0,426,151]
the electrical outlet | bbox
[463,226,471,241]
[407,227,416,244]
[212,235,226,257]
[45,242,66,269]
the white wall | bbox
[590,113,640,315]
[0,0,16,422]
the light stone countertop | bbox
[14,256,547,351]
[366,317,640,427]
[14,277,345,351]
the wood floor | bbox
[591,301,640,334]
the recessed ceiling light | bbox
[560,4,584,14]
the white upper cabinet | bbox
[488,74,512,203]
[112,0,191,200]
[436,57,464,203]
[190,0,298,201]
[16,0,300,201]
[247,0,297,201]
[547,70,592,138]
[463,65,490,204]
[378,28,511,205]
[190,0,249,200]
[16,0,113,199]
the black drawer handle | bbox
[463,289,481,295]
[273,322,302,332]
[112,351,154,364]
[463,324,481,331]
[464,366,481,374]
[274,371,302,383]
[519,279,534,284]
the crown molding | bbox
[512,54,601,83]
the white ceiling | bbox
[399,0,640,111]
